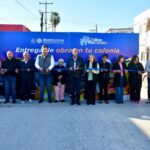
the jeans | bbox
[4,76,16,101]
[148,77,150,99]
[116,77,124,103]
[39,74,51,101]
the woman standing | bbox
[85,55,99,105]
[128,55,144,103]
[99,54,111,104]
[112,55,127,104]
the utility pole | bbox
[40,11,44,32]
[39,1,53,32]
[90,24,98,33]
[95,24,98,33]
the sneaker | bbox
[28,99,32,103]
[99,100,103,104]
[21,101,25,104]
[146,100,150,103]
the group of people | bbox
[0,45,149,105]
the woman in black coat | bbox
[99,54,111,104]
[84,54,99,105]
[112,55,127,103]
[128,55,144,103]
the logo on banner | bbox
[31,38,64,44]
[80,36,107,46]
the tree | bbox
[50,12,60,32]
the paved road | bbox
[0,99,150,150]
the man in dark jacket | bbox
[66,48,85,105]
[1,51,19,103]
[99,54,111,104]
[19,52,34,103]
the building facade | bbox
[134,8,150,65]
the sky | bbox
[0,0,150,32]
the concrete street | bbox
[0,78,149,150]
[0,99,150,150]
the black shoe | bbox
[71,102,75,105]
[146,100,150,103]
[4,100,9,104]
[105,101,109,104]
[99,100,103,104]
[54,100,58,103]
[77,102,81,105]
[12,100,16,104]
[48,100,52,103]
[116,101,123,104]
[60,100,65,102]
[39,100,44,103]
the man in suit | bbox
[66,48,85,105]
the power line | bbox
[14,0,37,17]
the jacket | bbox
[2,57,19,77]
[112,62,127,87]
[66,56,85,76]
[52,65,67,86]
[99,61,111,80]
[128,62,144,83]
[85,61,99,83]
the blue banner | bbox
[0,32,139,62]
